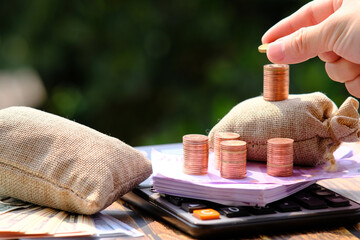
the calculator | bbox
[121,144,360,239]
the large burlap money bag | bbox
[0,106,152,214]
[208,92,360,167]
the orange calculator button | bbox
[193,209,220,220]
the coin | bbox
[220,140,247,179]
[258,43,269,53]
[214,132,241,170]
[263,64,289,101]
[183,134,209,175]
[267,138,294,177]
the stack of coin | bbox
[220,140,247,179]
[267,138,294,177]
[263,64,289,101]
[214,132,241,170]
[183,134,209,175]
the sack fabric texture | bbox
[209,92,360,167]
[0,106,152,214]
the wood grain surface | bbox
[102,142,360,240]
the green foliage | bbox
[0,0,351,146]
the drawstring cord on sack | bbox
[324,120,341,172]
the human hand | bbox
[262,0,360,98]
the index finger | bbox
[262,0,342,43]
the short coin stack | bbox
[263,64,289,101]
[214,132,241,170]
[183,134,209,175]
[267,138,294,177]
[220,140,247,179]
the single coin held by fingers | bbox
[258,43,269,53]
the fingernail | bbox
[267,41,284,63]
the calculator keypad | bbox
[293,192,328,209]
[181,202,207,213]
[159,184,354,221]
[220,207,250,217]
[273,200,301,212]
[168,196,185,206]
[193,209,220,220]
[323,195,350,207]
[247,205,276,215]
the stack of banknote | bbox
[0,197,142,239]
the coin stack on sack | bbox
[263,64,289,101]
[183,134,209,175]
[259,44,289,102]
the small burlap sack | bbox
[208,92,360,168]
[0,106,152,214]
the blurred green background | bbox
[0,0,351,146]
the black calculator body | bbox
[121,144,360,239]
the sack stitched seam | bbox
[246,135,333,146]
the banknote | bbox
[0,197,142,238]
[0,197,32,215]
[52,214,95,237]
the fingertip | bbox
[345,75,360,98]
[261,38,266,45]
[261,35,269,44]
[267,41,285,63]
[318,51,340,63]
[261,29,275,45]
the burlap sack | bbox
[208,92,360,167]
[0,106,152,214]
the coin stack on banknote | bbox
[214,132,241,170]
[0,196,143,238]
[220,140,247,179]
[183,134,209,175]
[267,138,294,177]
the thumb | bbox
[267,23,328,64]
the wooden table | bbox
[103,142,360,240]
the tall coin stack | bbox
[220,140,247,179]
[214,132,241,170]
[267,138,294,177]
[183,134,209,175]
[263,64,289,101]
